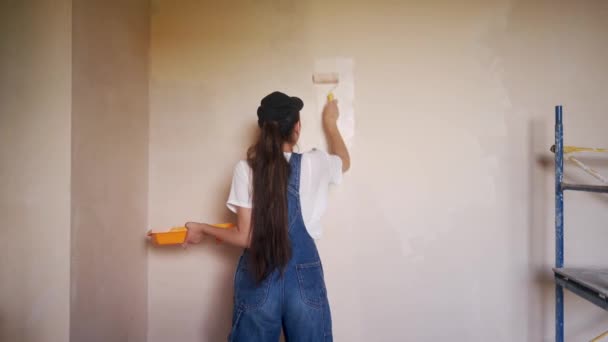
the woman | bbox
[185,91,350,341]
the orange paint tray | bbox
[147,227,187,246]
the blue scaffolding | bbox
[553,105,608,342]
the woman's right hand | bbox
[321,99,351,172]
[323,99,339,127]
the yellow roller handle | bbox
[211,223,235,229]
[174,223,235,244]
[210,222,235,244]
[327,92,335,102]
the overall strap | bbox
[287,153,302,194]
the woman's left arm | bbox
[184,206,252,248]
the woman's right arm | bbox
[184,206,251,248]
[323,100,350,172]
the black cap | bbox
[257,91,303,132]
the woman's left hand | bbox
[184,222,206,246]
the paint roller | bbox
[312,72,339,102]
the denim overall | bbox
[229,153,333,342]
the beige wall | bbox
[0,1,72,341]
[148,1,608,341]
[70,1,149,341]
[1,2,150,341]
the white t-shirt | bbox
[226,149,343,239]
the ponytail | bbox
[246,119,297,283]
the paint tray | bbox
[147,227,187,246]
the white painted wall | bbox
[147,0,608,341]
[0,1,72,341]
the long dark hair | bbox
[246,113,299,283]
